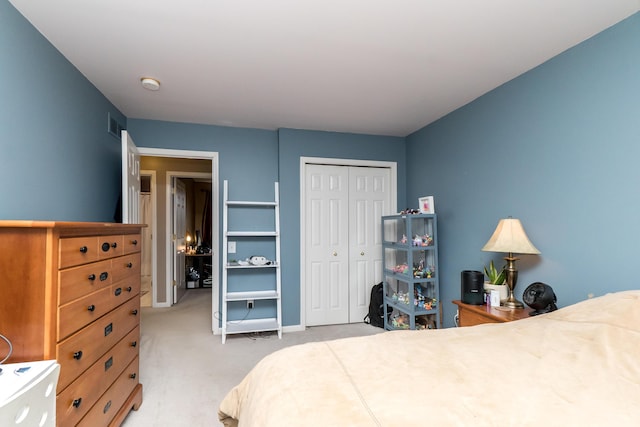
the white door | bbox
[305,165,350,326]
[121,131,140,224]
[172,178,187,304]
[348,167,389,322]
[305,164,391,326]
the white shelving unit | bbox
[221,180,282,343]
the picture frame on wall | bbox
[419,196,435,214]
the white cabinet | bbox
[221,180,282,343]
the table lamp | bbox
[481,218,540,308]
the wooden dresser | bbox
[453,300,534,326]
[0,221,143,426]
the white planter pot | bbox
[483,282,509,302]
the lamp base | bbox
[501,299,524,309]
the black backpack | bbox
[364,282,389,328]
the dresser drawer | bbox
[77,356,140,427]
[113,278,140,301]
[56,297,140,390]
[111,253,141,283]
[60,236,100,268]
[58,259,113,305]
[97,235,124,259]
[58,287,117,340]
[123,234,142,254]
[56,326,140,426]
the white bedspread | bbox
[219,290,640,426]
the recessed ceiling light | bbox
[140,77,160,91]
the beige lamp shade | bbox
[481,218,540,254]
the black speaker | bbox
[461,270,484,305]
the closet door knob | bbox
[332,251,337,256]
[360,251,365,256]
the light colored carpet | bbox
[121,288,383,426]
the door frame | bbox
[140,170,158,308]
[137,147,220,334]
[165,171,210,306]
[299,156,397,329]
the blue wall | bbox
[0,0,126,221]
[3,0,639,329]
[406,13,640,326]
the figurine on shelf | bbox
[421,234,433,246]
[412,235,422,246]
[400,208,420,215]
[400,234,407,244]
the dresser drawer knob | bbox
[111,242,118,249]
[131,309,138,316]
[115,287,122,296]
[88,274,96,281]
[72,398,82,408]
[131,239,138,245]
[73,351,83,360]
[101,242,111,252]
[129,373,137,380]
[79,246,88,254]
[131,341,138,348]
[100,272,108,281]
[127,262,133,268]
[103,400,112,414]
[126,286,132,292]
[87,305,95,312]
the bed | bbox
[218,290,640,426]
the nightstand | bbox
[453,300,534,326]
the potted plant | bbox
[483,260,509,301]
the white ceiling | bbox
[9,0,639,137]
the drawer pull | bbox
[103,400,112,414]
[73,351,83,360]
[88,274,96,281]
[131,341,138,348]
[130,373,137,379]
[105,357,113,371]
[100,272,108,281]
[79,246,88,254]
[105,323,113,336]
[131,309,139,316]
[72,398,82,408]
[131,239,138,245]
[115,287,122,296]
[101,242,111,252]
[127,262,133,268]
[126,286,132,292]
[87,305,96,312]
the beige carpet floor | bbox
[121,288,383,426]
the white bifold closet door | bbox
[305,164,390,326]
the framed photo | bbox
[419,196,434,214]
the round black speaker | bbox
[461,270,484,305]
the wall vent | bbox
[108,113,125,139]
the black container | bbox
[461,270,484,305]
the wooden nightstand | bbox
[453,300,534,326]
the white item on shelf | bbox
[0,360,60,427]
